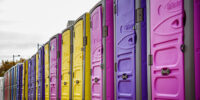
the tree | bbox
[0,58,25,77]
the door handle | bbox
[161,68,171,76]
[64,82,67,85]
[122,73,128,80]
[76,80,79,84]
[94,77,99,83]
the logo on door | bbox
[120,20,134,34]
[166,0,182,11]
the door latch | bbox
[161,68,171,76]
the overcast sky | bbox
[0,0,99,65]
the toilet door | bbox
[115,0,136,99]
[91,5,103,100]
[150,0,185,99]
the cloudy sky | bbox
[0,0,99,65]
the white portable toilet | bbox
[0,77,4,100]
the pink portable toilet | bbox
[102,0,114,99]
[49,34,62,100]
[90,0,114,99]
[90,1,103,100]
[194,0,200,99]
[148,0,200,100]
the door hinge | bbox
[115,63,117,72]
[73,31,75,38]
[72,72,74,78]
[148,54,153,66]
[180,44,185,52]
[61,75,62,80]
[133,25,136,30]
[114,2,117,14]
[62,39,63,44]
[103,26,108,37]
[57,51,60,58]
[70,45,73,53]
[183,10,186,27]
[90,69,92,76]
[101,64,104,69]
[83,36,87,46]
[81,47,84,51]
[136,8,143,23]
[68,71,70,75]
[90,21,93,28]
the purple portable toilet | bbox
[49,34,62,100]
[38,46,45,100]
[114,0,140,99]
[31,55,36,100]
[102,0,114,99]
[19,64,23,100]
[16,64,20,100]
[16,64,23,100]
[28,59,32,100]
[90,1,103,100]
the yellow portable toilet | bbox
[61,22,74,100]
[22,60,26,100]
[36,53,39,100]
[44,42,50,100]
[73,13,90,100]
[24,60,28,100]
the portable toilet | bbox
[73,13,91,100]
[19,64,23,100]
[49,34,62,100]
[36,53,39,100]
[25,60,29,100]
[38,46,45,100]
[22,62,25,100]
[89,2,103,100]
[44,42,50,100]
[16,64,19,100]
[102,0,115,99]
[7,68,11,100]
[11,66,15,100]
[61,24,74,100]
[148,0,200,100]
[0,77,4,100]
[22,60,28,100]
[31,55,36,100]
[4,72,8,100]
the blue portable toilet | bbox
[16,64,19,100]
[11,66,15,100]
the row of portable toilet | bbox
[4,64,23,100]
[4,0,200,99]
